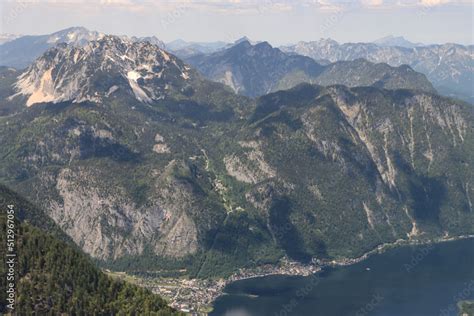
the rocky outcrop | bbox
[46,163,200,260]
[224,141,276,184]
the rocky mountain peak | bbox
[232,39,252,49]
[254,41,274,51]
[229,40,283,58]
[234,36,251,44]
[10,35,193,106]
[129,35,166,49]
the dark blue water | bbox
[211,238,474,316]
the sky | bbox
[0,0,473,45]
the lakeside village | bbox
[107,258,321,315]
[107,234,474,315]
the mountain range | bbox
[0,31,472,281]
[184,40,435,97]
[1,28,472,103]
[166,39,228,59]
[282,39,474,103]
[0,27,165,70]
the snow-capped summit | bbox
[11,35,194,106]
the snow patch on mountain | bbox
[127,70,151,103]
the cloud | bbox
[312,0,346,12]
[419,0,449,5]
[94,0,294,14]
[361,0,384,6]
[2,0,470,13]
[304,0,467,11]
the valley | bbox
[0,11,472,315]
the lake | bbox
[211,238,474,316]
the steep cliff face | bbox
[45,163,202,260]
[50,167,191,260]
[220,84,473,258]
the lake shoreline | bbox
[198,234,474,314]
[135,233,474,314]
[221,233,474,285]
[211,235,474,316]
